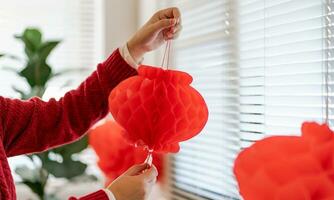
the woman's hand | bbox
[107,163,158,200]
[127,7,182,63]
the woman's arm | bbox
[0,49,137,157]
[0,6,181,200]
[0,6,182,157]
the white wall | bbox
[138,0,160,65]
[104,0,139,55]
[104,0,165,66]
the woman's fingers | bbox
[127,7,182,54]
[151,18,177,33]
[157,7,181,21]
[160,8,182,40]
[172,7,181,22]
[125,163,149,176]
[164,24,183,40]
[124,164,158,181]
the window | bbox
[159,0,333,199]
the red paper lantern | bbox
[234,122,334,200]
[108,65,208,153]
[89,120,164,185]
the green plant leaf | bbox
[24,28,42,47]
[39,41,60,62]
[43,159,87,179]
[35,151,48,161]
[37,136,88,178]
[20,62,52,87]
[15,28,42,59]
[22,181,45,200]
[0,54,4,58]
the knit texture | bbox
[0,49,137,200]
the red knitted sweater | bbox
[0,49,137,200]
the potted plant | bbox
[1,28,93,200]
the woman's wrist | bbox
[119,44,143,69]
[127,39,146,63]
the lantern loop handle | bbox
[161,40,172,70]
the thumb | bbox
[151,18,176,32]
[125,163,149,176]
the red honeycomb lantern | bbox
[89,120,164,185]
[108,65,208,153]
[234,122,334,200]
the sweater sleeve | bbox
[0,49,138,157]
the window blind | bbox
[0,0,103,98]
[164,0,241,199]
[239,0,328,144]
[160,0,332,199]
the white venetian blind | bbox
[239,0,328,147]
[166,0,241,199]
[163,0,332,199]
[0,0,103,98]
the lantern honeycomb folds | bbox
[108,65,208,153]
[234,122,334,200]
